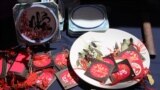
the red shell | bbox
[90,63,109,78]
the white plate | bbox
[69,28,150,89]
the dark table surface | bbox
[0,1,160,90]
[0,16,159,90]
[47,27,160,90]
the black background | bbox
[0,0,160,49]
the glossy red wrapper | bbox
[9,61,28,78]
[8,50,30,78]
[36,68,57,89]
[33,54,51,67]
[103,55,118,72]
[111,64,130,82]
[103,58,114,65]
[53,49,69,70]
[15,68,57,89]
[91,63,109,78]
[24,72,38,87]
[85,60,114,83]
[15,52,30,62]
[32,52,54,71]
[60,70,77,85]
[130,60,148,79]
[120,46,149,80]
[120,46,142,62]
[56,68,79,90]
[110,60,135,85]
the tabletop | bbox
[0,1,159,90]
[0,14,159,90]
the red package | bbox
[36,68,57,89]
[103,55,118,72]
[85,60,114,83]
[56,68,79,90]
[15,52,30,62]
[120,46,143,62]
[110,60,135,85]
[32,51,54,71]
[9,62,28,78]
[53,49,69,70]
[130,60,148,79]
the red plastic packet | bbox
[110,59,135,85]
[103,55,118,72]
[85,60,114,83]
[53,49,69,70]
[130,60,148,79]
[36,68,57,89]
[56,68,79,90]
[32,51,54,71]
[15,52,31,62]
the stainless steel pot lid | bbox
[15,4,58,44]
[71,6,105,29]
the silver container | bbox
[68,5,109,37]
[13,2,60,45]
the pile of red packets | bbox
[0,46,73,90]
